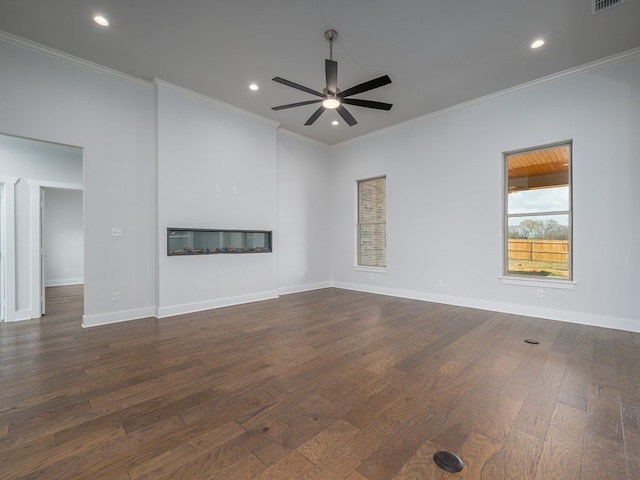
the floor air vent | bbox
[593,0,625,14]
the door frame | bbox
[0,176,19,322]
[28,180,83,318]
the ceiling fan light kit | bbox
[272,29,393,126]
[322,97,340,109]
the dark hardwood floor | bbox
[44,284,85,318]
[1,286,639,479]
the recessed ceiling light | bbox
[531,39,545,49]
[93,15,109,26]
[249,83,259,91]
[331,120,339,126]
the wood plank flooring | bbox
[1,286,639,479]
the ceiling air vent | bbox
[593,0,625,14]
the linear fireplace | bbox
[167,228,272,256]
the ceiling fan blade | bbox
[326,59,338,94]
[340,75,392,98]
[336,105,357,126]
[272,99,322,111]
[342,98,393,111]
[305,106,326,125]
[272,77,323,97]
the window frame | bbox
[356,175,387,270]
[502,140,574,283]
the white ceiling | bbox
[1,0,639,145]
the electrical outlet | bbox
[112,292,119,302]
[537,289,544,298]
[297,272,304,279]
[111,227,122,237]
[437,279,443,287]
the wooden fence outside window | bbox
[507,239,569,262]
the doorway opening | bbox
[40,186,84,317]
[0,133,83,322]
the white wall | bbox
[330,50,640,332]
[0,134,82,317]
[0,33,156,326]
[156,81,280,317]
[44,188,84,286]
[277,130,332,294]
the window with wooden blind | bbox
[358,176,386,268]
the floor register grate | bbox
[433,450,464,473]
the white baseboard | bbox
[331,281,640,334]
[54,281,640,334]
[156,290,280,319]
[8,309,33,321]
[278,281,332,296]
[82,307,156,328]
[46,278,84,287]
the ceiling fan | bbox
[271,30,392,126]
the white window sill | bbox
[354,266,388,274]
[499,276,576,290]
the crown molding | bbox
[276,127,330,148]
[0,30,281,129]
[0,30,152,90]
[335,46,640,148]
[3,28,638,149]
[153,79,281,129]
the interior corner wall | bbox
[276,131,332,294]
[330,51,640,333]
[156,81,280,317]
[0,35,157,325]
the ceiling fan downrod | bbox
[325,29,337,61]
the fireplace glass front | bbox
[167,228,272,255]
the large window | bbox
[504,142,572,280]
[358,176,386,268]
